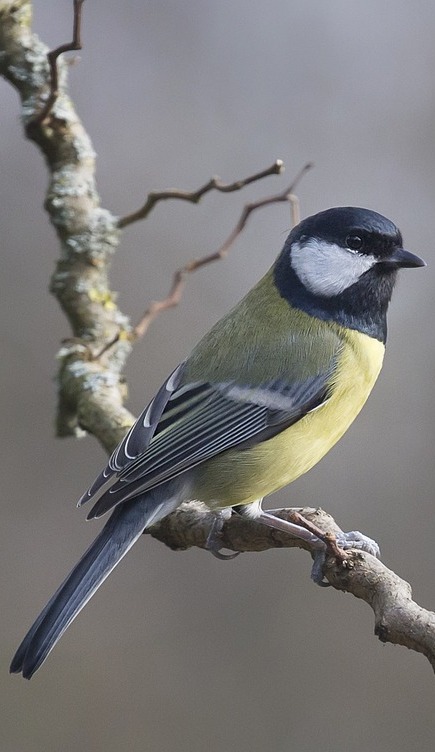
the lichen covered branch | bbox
[0,0,135,447]
[0,1,289,446]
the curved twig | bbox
[28,0,85,129]
[117,160,285,229]
[131,163,312,341]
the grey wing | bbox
[77,362,186,507]
[81,362,335,521]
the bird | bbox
[10,206,425,679]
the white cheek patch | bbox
[291,238,377,297]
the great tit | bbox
[11,206,425,678]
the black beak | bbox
[383,248,426,269]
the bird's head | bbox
[274,207,425,342]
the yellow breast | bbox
[194,329,385,508]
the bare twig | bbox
[117,159,285,229]
[132,162,312,340]
[93,161,311,361]
[28,0,85,129]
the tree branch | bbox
[149,503,435,671]
[131,163,312,339]
[27,0,85,129]
[95,162,312,355]
[117,159,284,229]
[0,0,135,450]
[0,2,288,446]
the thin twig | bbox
[132,162,312,340]
[93,162,311,361]
[117,159,285,229]
[28,0,85,129]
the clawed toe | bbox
[336,530,380,559]
[205,512,241,560]
[311,529,381,586]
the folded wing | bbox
[80,363,335,520]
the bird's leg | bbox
[264,507,381,584]
[205,503,380,582]
[205,510,240,560]
[256,508,348,585]
[271,508,347,559]
[266,507,381,559]
[248,506,328,549]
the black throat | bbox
[273,249,397,344]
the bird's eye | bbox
[346,234,364,252]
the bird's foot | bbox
[257,508,380,586]
[205,511,241,560]
[311,529,381,586]
[335,530,380,558]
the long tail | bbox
[10,495,173,679]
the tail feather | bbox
[10,495,175,679]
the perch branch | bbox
[149,503,435,672]
[117,159,285,229]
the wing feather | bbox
[84,367,334,520]
[77,362,186,508]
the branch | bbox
[0,2,297,425]
[149,503,435,672]
[93,162,312,359]
[28,0,85,129]
[130,162,313,341]
[0,0,134,449]
[117,159,285,229]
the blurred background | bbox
[2,1,435,750]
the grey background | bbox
[2,1,435,751]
